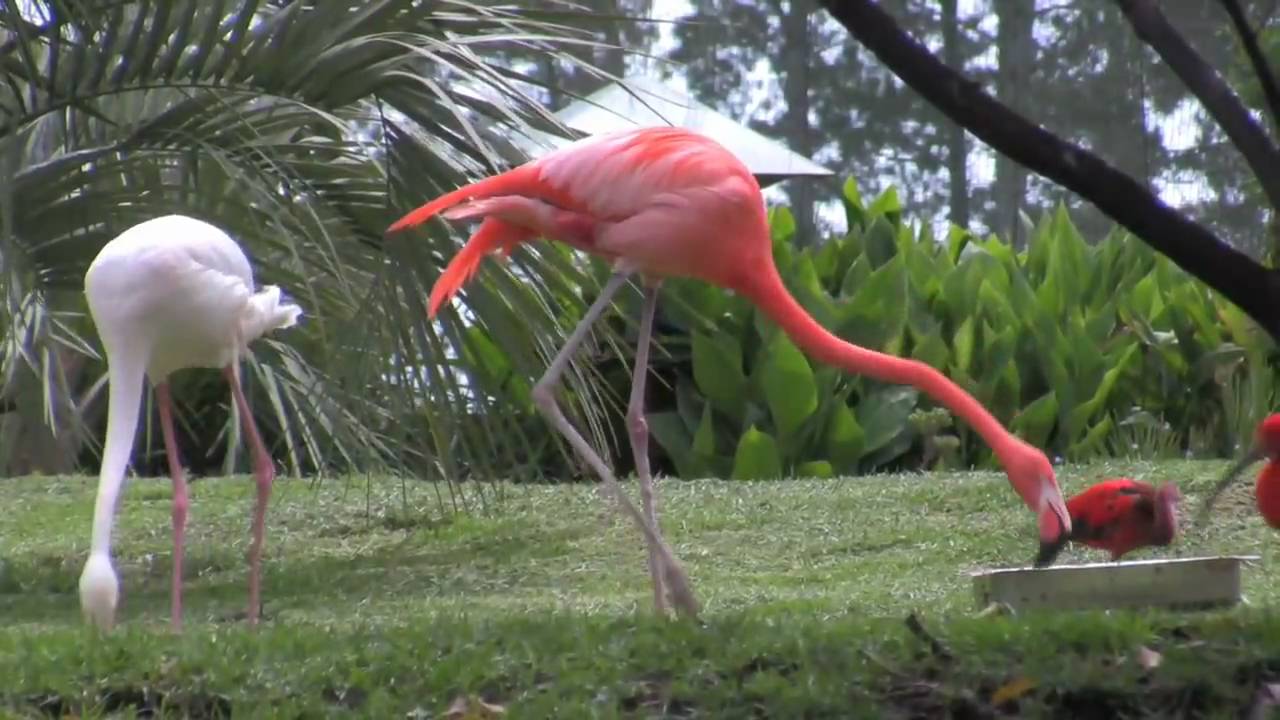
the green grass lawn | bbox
[3,459,1280,717]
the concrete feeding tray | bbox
[971,555,1259,612]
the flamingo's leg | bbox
[530,272,699,618]
[627,280,668,614]
[224,365,275,626]
[156,381,188,632]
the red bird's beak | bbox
[1197,445,1267,527]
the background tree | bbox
[660,0,1271,256]
[816,0,1280,340]
[666,0,965,245]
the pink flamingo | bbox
[388,126,1071,617]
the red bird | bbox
[1199,414,1280,528]
[1034,478,1181,567]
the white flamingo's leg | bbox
[156,381,189,632]
[627,281,668,614]
[531,272,699,618]
[224,365,275,626]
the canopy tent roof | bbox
[514,76,833,188]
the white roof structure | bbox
[514,76,833,188]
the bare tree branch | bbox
[1219,0,1280,134]
[815,0,1280,340]
[1114,0,1280,211]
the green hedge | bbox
[637,180,1279,479]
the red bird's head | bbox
[1258,415,1280,457]
[1198,413,1280,526]
[1151,481,1182,545]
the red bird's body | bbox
[1255,462,1280,528]
[1034,479,1181,567]
[388,126,1071,614]
[1201,414,1280,528]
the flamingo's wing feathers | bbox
[428,217,534,316]
[387,127,755,317]
[535,127,750,220]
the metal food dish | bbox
[971,555,1259,612]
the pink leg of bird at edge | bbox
[627,281,668,615]
[224,365,274,626]
[531,272,699,618]
[156,382,189,632]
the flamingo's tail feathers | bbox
[242,286,303,342]
[387,166,540,234]
[427,218,534,317]
[442,197,522,222]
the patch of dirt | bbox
[866,615,1271,718]
[872,667,1272,718]
[322,684,368,710]
[619,672,696,718]
[733,654,801,683]
[316,511,452,539]
[25,686,232,718]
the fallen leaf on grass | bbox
[1135,646,1163,671]
[975,601,1014,618]
[621,675,692,715]
[444,694,506,719]
[990,676,1036,705]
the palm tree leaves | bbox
[0,0,626,503]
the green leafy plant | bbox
[628,178,1280,479]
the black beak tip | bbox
[1034,537,1067,569]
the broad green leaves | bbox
[644,178,1277,480]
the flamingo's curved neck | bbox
[735,263,1018,460]
[90,346,148,557]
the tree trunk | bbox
[541,52,562,110]
[941,0,970,229]
[994,0,1033,248]
[0,347,90,476]
[600,8,627,82]
[778,0,819,246]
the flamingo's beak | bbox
[1033,477,1072,568]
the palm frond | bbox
[0,0,644,514]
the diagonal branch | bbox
[1114,0,1280,211]
[815,0,1280,340]
[1218,0,1280,134]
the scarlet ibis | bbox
[80,214,302,631]
[387,126,1071,617]
[1034,478,1181,568]
[1198,414,1280,529]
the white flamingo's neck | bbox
[81,345,147,629]
[89,348,147,557]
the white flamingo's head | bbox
[79,553,119,630]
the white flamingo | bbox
[79,214,302,631]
